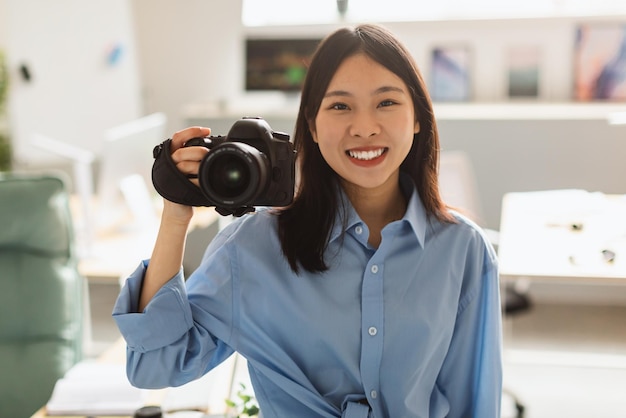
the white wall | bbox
[0,1,7,48]
[131,0,243,135]
[1,0,143,166]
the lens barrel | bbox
[198,142,269,207]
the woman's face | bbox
[311,53,420,195]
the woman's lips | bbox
[346,147,388,166]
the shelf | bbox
[433,102,626,121]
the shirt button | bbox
[368,326,377,336]
[370,264,379,274]
[370,390,378,399]
[355,226,363,235]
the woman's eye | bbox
[379,100,396,107]
[330,103,349,110]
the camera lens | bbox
[199,142,269,207]
[209,154,250,198]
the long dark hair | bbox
[277,23,454,273]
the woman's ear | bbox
[414,121,420,135]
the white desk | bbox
[498,190,626,285]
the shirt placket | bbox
[359,253,385,416]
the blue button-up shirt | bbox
[113,178,502,418]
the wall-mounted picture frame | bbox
[573,23,626,101]
[506,45,541,99]
[245,38,320,92]
[429,45,472,102]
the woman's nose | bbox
[349,111,380,138]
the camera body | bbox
[184,117,295,211]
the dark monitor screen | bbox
[245,38,320,92]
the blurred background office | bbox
[1,0,626,228]
[2,0,625,293]
[1,1,626,417]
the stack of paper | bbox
[46,361,145,416]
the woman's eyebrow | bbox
[373,85,405,95]
[323,85,406,99]
[323,89,351,98]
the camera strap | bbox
[151,139,211,207]
[151,139,256,217]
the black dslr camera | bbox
[152,117,296,216]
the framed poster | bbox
[573,23,626,101]
[245,38,320,92]
[506,45,541,99]
[430,45,472,102]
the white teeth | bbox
[347,148,385,160]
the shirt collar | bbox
[329,173,428,248]
[399,173,428,248]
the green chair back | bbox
[0,173,83,418]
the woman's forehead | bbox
[325,54,409,95]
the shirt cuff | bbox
[112,260,194,352]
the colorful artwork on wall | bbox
[574,23,626,101]
[430,45,472,102]
[506,45,541,99]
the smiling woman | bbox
[113,23,503,418]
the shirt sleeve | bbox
[112,260,234,389]
[112,260,194,351]
[435,235,503,418]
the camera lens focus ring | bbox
[198,142,269,208]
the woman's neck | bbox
[342,177,407,248]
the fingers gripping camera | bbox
[152,117,296,216]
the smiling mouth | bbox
[346,148,388,161]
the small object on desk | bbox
[568,249,618,266]
[602,249,616,263]
[134,405,162,418]
[545,221,584,231]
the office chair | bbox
[0,173,84,417]
[439,150,530,418]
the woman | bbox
[113,23,502,418]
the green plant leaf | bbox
[0,133,11,172]
[224,381,260,417]
[245,405,260,415]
